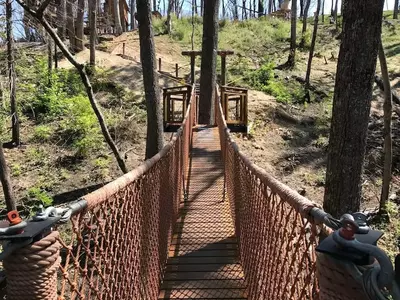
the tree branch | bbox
[17,0,39,18]
[36,0,53,17]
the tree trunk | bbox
[242,0,247,19]
[333,0,339,25]
[200,0,204,16]
[18,2,129,174]
[258,0,264,17]
[114,0,123,35]
[131,0,136,29]
[300,0,311,48]
[286,0,297,68]
[136,0,164,159]
[153,0,157,11]
[54,43,58,69]
[322,0,325,23]
[89,0,97,66]
[192,0,195,49]
[7,0,19,147]
[305,0,321,85]
[48,34,53,84]
[378,40,392,210]
[166,0,174,34]
[394,0,399,19]
[23,11,31,41]
[75,0,85,51]
[199,0,220,124]
[66,0,76,51]
[120,0,127,32]
[233,0,239,19]
[57,0,66,40]
[249,0,252,17]
[0,142,16,211]
[300,0,304,18]
[323,0,384,218]
[330,0,334,15]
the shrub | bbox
[59,95,103,156]
[27,187,53,206]
[33,125,53,142]
[219,19,228,29]
[153,17,167,35]
[171,28,185,41]
[246,61,275,89]
[263,80,292,103]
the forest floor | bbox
[1,14,400,256]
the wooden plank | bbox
[160,127,246,299]
[165,263,242,273]
[161,279,245,290]
[167,256,238,265]
[168,249,237,258]
[158,288,246,299]
[164,270,244,280]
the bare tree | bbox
[323,0,385,217]
[166,0,174,34]
[199,0,220,124]
[322,0,325,23]
[0,142,16,211]
[6,0,20,147]
[394,0,399,19]
[242,0,247,19]
[300,0,304,18]
[89,0,97,66]
[57,0,66,40]
[75,0,85,51]
[378,40,393,210]
[231,0,239,19]
[286,0,297,68]
[136,0,164,159]
[333,0,339,27]
[47,34,53,84]
[18,0,129,173]
[300,0,311,48]
[66,0,76,50]
[258,0,264,16]
[131,0,136,29]
[114,0,123,34]
[305,0,321,85]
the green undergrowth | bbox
[0,51,147,215]
[370,201,400,262]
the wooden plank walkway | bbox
[159,126,247,299]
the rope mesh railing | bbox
[215,87,324,300]
[55,88,196,299]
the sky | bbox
[10,0,399,39]
[179,0,397,17]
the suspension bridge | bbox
[1,85,397,300]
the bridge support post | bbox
[221,54,227,86]
[190,55,195,84]
[182,50,234,85]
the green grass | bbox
[371,201,400,262]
